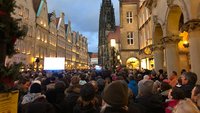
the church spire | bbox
[103,0,111,4]
[98,0,116,67]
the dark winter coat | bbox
[22,96,55,113]
[180,84,194,98]
[101,107,128,113]
[73,103,100,113]
[134,94,165,113]
[45,89,67,113]
[65,85,81,113]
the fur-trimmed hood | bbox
[21,93,46,104]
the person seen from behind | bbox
[181,72,197,98]
[73,83,100,113]
[191,84,200,109]
[169,71,178,87]
[164,87,185,113]
[173,99,200,113]
[101,80,129,113]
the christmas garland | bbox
[0,63,23,92]
[0,0,27,92]
[0,0,27,56]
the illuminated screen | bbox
[95,65,102,70]
[44,57,65,70]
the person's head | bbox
[177,77,182,85]
[102,80,128,107]
[171,71,177,76]
[96,78,105,92]
[159,69,164,75]
[79,73,86,80]
[168,87,185,100]
[80,83,95,102]
[55,81,66,93]
[143,75,150,80]
[70,76,80,86]
[191,85,200,102]
[181,69,187,75]
[173,99,199,113]
[151,71,157,78]
[181,72,197,85]
[137,74,143,81]
[105,77,111,84]
[30,82,42,93]
[19,77,31,91]
[138,80,154,96]
[89,80,98,93]
[152,80,161,94]
[128,74,136,81]
[160,82,171,92]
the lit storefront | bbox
[141,58,154,70]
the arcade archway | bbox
[126,57,140,69]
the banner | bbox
[0,90,19,113]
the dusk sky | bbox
[47,0,120,52]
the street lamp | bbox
[183,41,189,48]
[110,39,116,73]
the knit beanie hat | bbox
[80,83,95,101]
[102,80,128,107]
[138,80,154,96]
[30,83,41,93]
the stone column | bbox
[153,45,164,72]
[182,19,200,84]
[162,36,180,76]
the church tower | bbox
[98,0,116,68]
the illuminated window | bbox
[127,32,134,45]
[24,8,29,20]
[126,11,133,24]
[37,30,40,40]
[19,5,23,16]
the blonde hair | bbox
[173,98,200,113]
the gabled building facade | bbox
[9,0,89,70]
[65,21,73,70]
[56,13,66,58]
[12,0,36,68]
[71,31,77,69]
[48,11,57,57]
[34,0,49,69]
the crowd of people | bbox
[13,67,200,113]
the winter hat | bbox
[80,83,95,101]
[102,80,128,107]
[55,81,66,92]
[138,80,154,96]
[30,83,41,93]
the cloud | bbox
[47,0,119,52]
